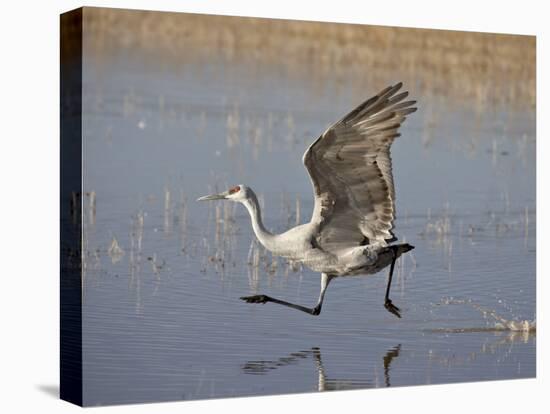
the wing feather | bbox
[302,82,417,253]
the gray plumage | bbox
[198,82,417,317]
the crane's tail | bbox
[395,243,414,255]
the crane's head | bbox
[197,184,249,203]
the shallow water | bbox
[79,49,535,405]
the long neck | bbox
[242,193,275,251]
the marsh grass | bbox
[78,7,535,109]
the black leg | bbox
[384,247,401,318]
[241,273,334,316]
[240,294,320,315]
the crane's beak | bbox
[196,191,228,201]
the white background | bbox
[0,0,546,412]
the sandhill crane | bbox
[198,82,417,317]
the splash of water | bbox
[437,297,536,332]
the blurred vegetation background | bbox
[64,7,536,111]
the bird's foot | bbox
[384,299,402,318]
[240,294,271,304]
[310,305,321,316]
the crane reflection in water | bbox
[242,345,402,390]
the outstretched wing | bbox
[303,82,416,253]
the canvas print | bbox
[60,7,536,406]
